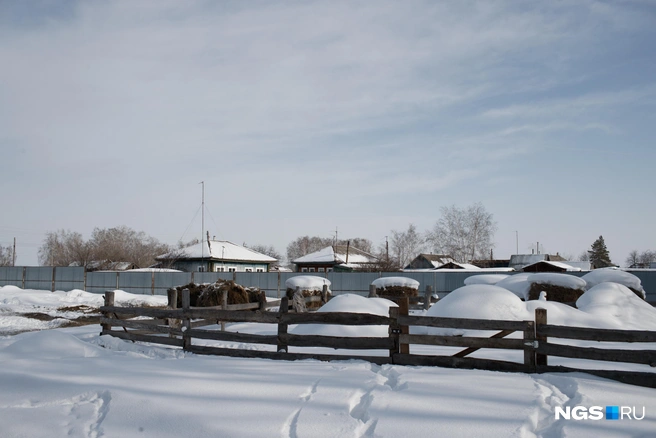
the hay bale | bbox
[376,285,419,299]
[285,288,330,310]
[170,279,262,308]
[527,283,585,304]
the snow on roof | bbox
[158,240,277,263]
[285,275,331,291]
[463,274,510,286]
[582,268,645,298]
[527,273,587,290]
[436,262,481,270]
[127,268,182,273]
[372,277,420,289]
[523,260,582,272]
[293,246,377,266]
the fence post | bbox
[182,289,191,350]
[151,271,155,296]
[22,266,26,290]
[51,266,56,292]
[292,286,307,313]
[277,271,281,299]
[221,290,227,331]
[424,285,433,310]
[398,297,409,354]
[167,289,179,337]
[388,306,400,362]
[368,284,378,298]
[277,296,289,353]
[535,308,547,366]
[523,320,536,372]
[101,291,115,334]
[321,284,329,304]
[116,272,120,291]
[258,291,267,311]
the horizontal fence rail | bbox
[99,292,656,388]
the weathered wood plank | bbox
[392,353,528,372]
[277,297,289,352]
[454,330,516,358]
[280,333,393,350]
[280,312,390,326]
[187,329,278,345]
[537,324,656,343]
[185,345,391,365]
[400,333,525,350]
[398,315,530,331]
[537,342,656,366]
[100,317,182,336]
[536,365,656,389]
[101,329,184,347]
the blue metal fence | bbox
[0,267,654,303]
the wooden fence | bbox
[100,291,656,388]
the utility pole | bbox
[385,236,389,263]
[200,181,205,264]
[13,237,16,266]
[515,231,518,255]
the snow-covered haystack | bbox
[576,282,656,330]
[290,294,396,337]
[581,268,646,300]
[526,273,587,303]
[169,280,262,307]
[285,276,331,309]
[494,273,532,300]
[423,285,531,336]
[463,274,510,286]
[372,277,420,299]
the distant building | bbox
[435,261,481,270]
[469,259,510,269]
[521,260,582,273]
[69,261,138,272]
[293,245,379,272]
[404,254,455,270]
[509,254,568,271]
[155,240,277,273]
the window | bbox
[256,268,264,273]
[309,268,315,272]
[327,268,333,272]
[198,266,206,272]
[228,267,236,273]
[215,266,225,272]
[318,268,325,272]
[301,268,308,272]
[245,268,253,272]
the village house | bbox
[293,245,379,272]
[155,240,277,273]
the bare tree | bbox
[578,251,590,262]
[626,250,640,268]
[247,244,283,262]
[38,230,92,267]
[0,245,14,266]
[38,226,172,268]
[90,226,171,268]
[638,250,655,267]
[388,224,425,269]
[426,203,497,262]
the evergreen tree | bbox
[588,235,612,268]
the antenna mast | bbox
[200,181,205,262]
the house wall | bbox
[295,264,334,273]
[170,260,270,273]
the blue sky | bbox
[1,0,655,266]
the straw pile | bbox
[169,279,263,308]
[376,285,419,299]
[285,288,330,310]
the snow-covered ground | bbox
[1,285,656,437]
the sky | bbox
[1,284,656,437]
[1,0,656,266]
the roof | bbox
[435,261,481,270]
[293,245,378,266]
[157,240,277,263]
[521,260,582,272]
[404,254,455,270]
